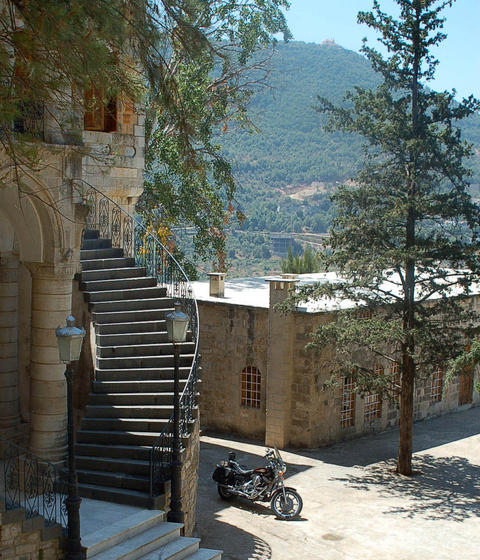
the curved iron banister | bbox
[74,180,199,498]
[1,438,68,527]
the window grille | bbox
[364,364,382,420]
[241,366,261,408]
[390,362,401,402]
[431,366,443,402]
[341,377,355,427]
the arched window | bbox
[241,366,261,408]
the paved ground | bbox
[196,407,480,560]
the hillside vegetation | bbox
[211,41,480,275]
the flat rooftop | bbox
[192,270,480,313]
[192,272,347,312]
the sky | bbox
[283,0,479,100]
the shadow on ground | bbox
[332,453,480,521]
[292,406,480,467]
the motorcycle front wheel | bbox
[217,484,235,500]
[270,489,303,520]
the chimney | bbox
[208,272,226,297]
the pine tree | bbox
[288,0,480,475]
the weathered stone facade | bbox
[181,419,201,537]
[198,302,268,440]
[0,509,62,560]
[197,276,480,448]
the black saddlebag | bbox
[212,464,233,485]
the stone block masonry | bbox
[0,511,62,560]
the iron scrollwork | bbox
[1,438,68,527]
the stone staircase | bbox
[75,229,195,509]
[81,502,221,560]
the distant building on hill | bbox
[322,38,336,45]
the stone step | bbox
[83,229,99,240]
[87,287,168,303]
[82,257,136,271]
[85,405,173,419]
[89,390,178,405]
[77,456,150,477]
[96,320,167,335]
[98,342,195,358]
[82,509,165,558]
[77,468,150,493]
[82,276,157,292]
[92,308,174,324]
[81,417,171,432]
[97,331,171,346]
[139,544,222,560]
[95,367,191,382]
[81,238,112,250]
[81,247,124,260]
[137,537,200,560]
[77,482,162,510]
[81,267,148,282]
[176,549,222,560]
[85,523,187,560]
[97,354,193,370]
[77,430,164,447]
[90,298,173,313]
[75,443,152,461]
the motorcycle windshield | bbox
[273,444,283,463]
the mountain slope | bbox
[220,41,480,237]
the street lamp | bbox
[55,315,85,560]
[165,302,189,525]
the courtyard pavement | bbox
[196,407,480,560]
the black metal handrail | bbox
[0,438,68,527]
[74,180,199,497]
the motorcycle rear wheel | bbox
[271,489,303,520]
[217,484,235,500]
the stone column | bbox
[28,264,73,461]
[265,276,298,449]
[0,252,21,440]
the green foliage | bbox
[217,40,480,245]
[281,245,320,274]
[284,0,480,474]
[140,0,291,267]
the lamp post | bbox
[55,315,85,560]
[165,302,189,525]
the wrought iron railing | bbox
[76,180,199,497]
[0,438,68,527]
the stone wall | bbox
[0,510,62,560]
[198,301,268,440]
[197,293,480,450]
[181,419,200,537]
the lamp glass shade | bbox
[165,302,189,343]
[55,315,86,363]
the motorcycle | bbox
[212,446,303,520]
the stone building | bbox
[1,84,212,558]
[195,274,480,448]
[0,93,145,459]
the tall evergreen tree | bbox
[286,0,480,475]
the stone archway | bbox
[0,173,80,461]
